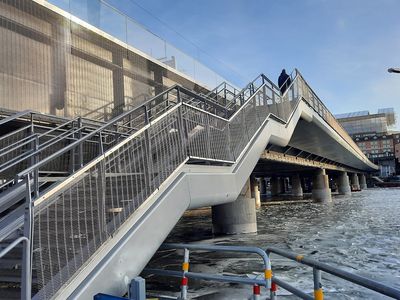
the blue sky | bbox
[52,0,400,123]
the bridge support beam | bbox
[291,174,303,198]
[212,180,257,235]
[359,174,367,189]
[271,177,281,197]
[337,171,351,195]
[350,173,360,191]
[312,169,331,202]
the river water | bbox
[145,188,400,299]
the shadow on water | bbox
[144,188,400,299]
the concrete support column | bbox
[212,179,257,234]
[259,178,267,195]
[270,177,281,197]
[250,176,261,209]
[291,174,303,198]
[359,174,367,190]
[280,177,287,194]
[337,171,351,195]
[350,173,360,191]
[312,169,332,202]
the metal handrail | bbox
[145,243,272,300]
[267,247,400,299]
[15,82,252,180]
[145,243,400,300]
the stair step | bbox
[0,269,37,284]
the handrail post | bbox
[98,132,104,155]
[180,248,190,300]
[270,281,278,300]
[206,114,212,159]
[31,135,39,198]
[78,117,83,168]
[177,90,188,159]
[143,105,154,191]
[21,174,33,300]
[313,268,323,300]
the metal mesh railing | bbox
[30,77,289,299]
[4,70,375,300]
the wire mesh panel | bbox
[183,106,212,159]
[0,0,220,121]
[32,107,186,299]
[33,162,107,299]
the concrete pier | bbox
[271,177,282,197]
[359,173,367,190]
[291,174,303,198]
[312,169,332,202]
[281,177,288,194]
[350,173,360,191]
[212,180,257,234]
[337,171,351,195]
[259,177,267,196]
[251,177,261,208]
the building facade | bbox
[336,108,398,177]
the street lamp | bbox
[388,68,400,73]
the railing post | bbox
[180,248,190,300]
[206,114,212,159]
[78,117,83,168]
[30,136,39,198]
[98,159,107,236]
[253,284,261,300]
[98,132,104,155]
[226,122,233,161]
[177,89,188,159]
[313,268,323,300]
[143,105,155,191]
[21,174,33,300]
[270,281,278,300]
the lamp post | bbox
[388,68,400,74]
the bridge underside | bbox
[287,118,371,171]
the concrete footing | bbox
[359,174,367,189]
[337,172,351,195]
[212,195,257,234]
[312,169,331,202]
[291,174,303,198]
[350,173,360,191]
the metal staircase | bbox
[0,70,380,299]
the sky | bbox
[52,0,400,123]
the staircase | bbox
[0,70,377,299]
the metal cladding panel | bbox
[0,0,208,121]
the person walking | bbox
[278,69,291,94]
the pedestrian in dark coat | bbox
[278,69,291,94]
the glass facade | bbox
[0,0,222,121]
[338,114,388,135]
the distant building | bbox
[336,108,398,177]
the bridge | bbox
[0,1,384,299]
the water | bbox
[145,188,400,299]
